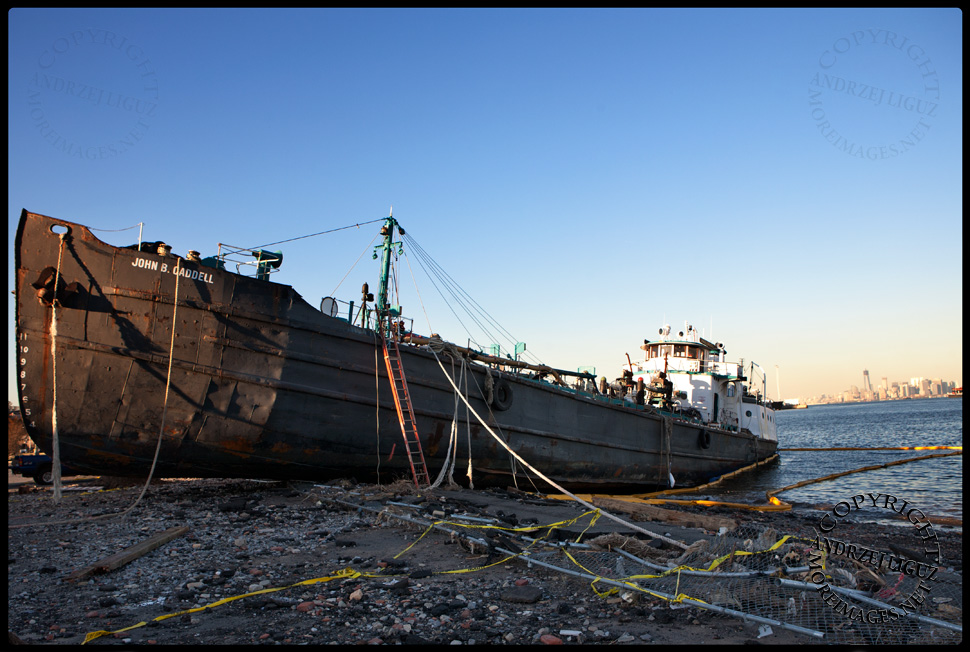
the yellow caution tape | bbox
[88,469,920,646]
[83,567,367,644]
[392,509,601,560]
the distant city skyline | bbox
[807,374,960,405]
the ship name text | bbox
[132,257,214,284]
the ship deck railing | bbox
[214,244,283,279]
[639,357,743,376]
[319,296,416,335]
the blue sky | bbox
[8,8,963,404]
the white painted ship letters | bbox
[131,256,214,284]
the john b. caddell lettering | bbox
[131,256,214,284]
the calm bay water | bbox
[701,397,963,522]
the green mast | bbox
[376,209,403,337]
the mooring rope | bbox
[464,360,474,489]
[373,332,382,483]
[50,232,67,503]
[121,258,183,518]
[427,347,690,550]
[20,257,183,526]
[430,352,463,489]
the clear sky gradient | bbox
[8,8,963,405]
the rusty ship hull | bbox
[14,210,777,491]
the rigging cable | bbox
[402,232,544,365]
[403,234,513,351]
[329,233,380,298]
[401,251,434,334]
[402,234,506,350]
[250,217,386,250]
[88,222,142,232]
[401,240,481,346]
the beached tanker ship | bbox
[15,209,777,491]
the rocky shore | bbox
[7,477,962,646]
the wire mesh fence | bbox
[520,520,962,646]
[318,489,961,646]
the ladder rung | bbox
[384,336,429,487]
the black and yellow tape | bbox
[83,567,376,644]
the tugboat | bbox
[628,323,778,443]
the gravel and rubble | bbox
[7,477,962,645]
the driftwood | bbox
[66,525,189,582]
[591,497,736,532]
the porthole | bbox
[745,410,752,417]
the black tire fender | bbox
[490,379,514,411]
[698,430,712,450]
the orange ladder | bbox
[382,336,431,489]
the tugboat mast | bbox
[376,208,402,337]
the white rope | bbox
[664,416,675,488]
[463,359,474,489]
[122,258,182,518]
[428,348,689,550]
[374,334,381,482]
[460,356,537,490]
[50,233,67,503]
[483,365,494,405]
[444,361,461,485]
[40,251,181,520]
[430,353,462,489]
